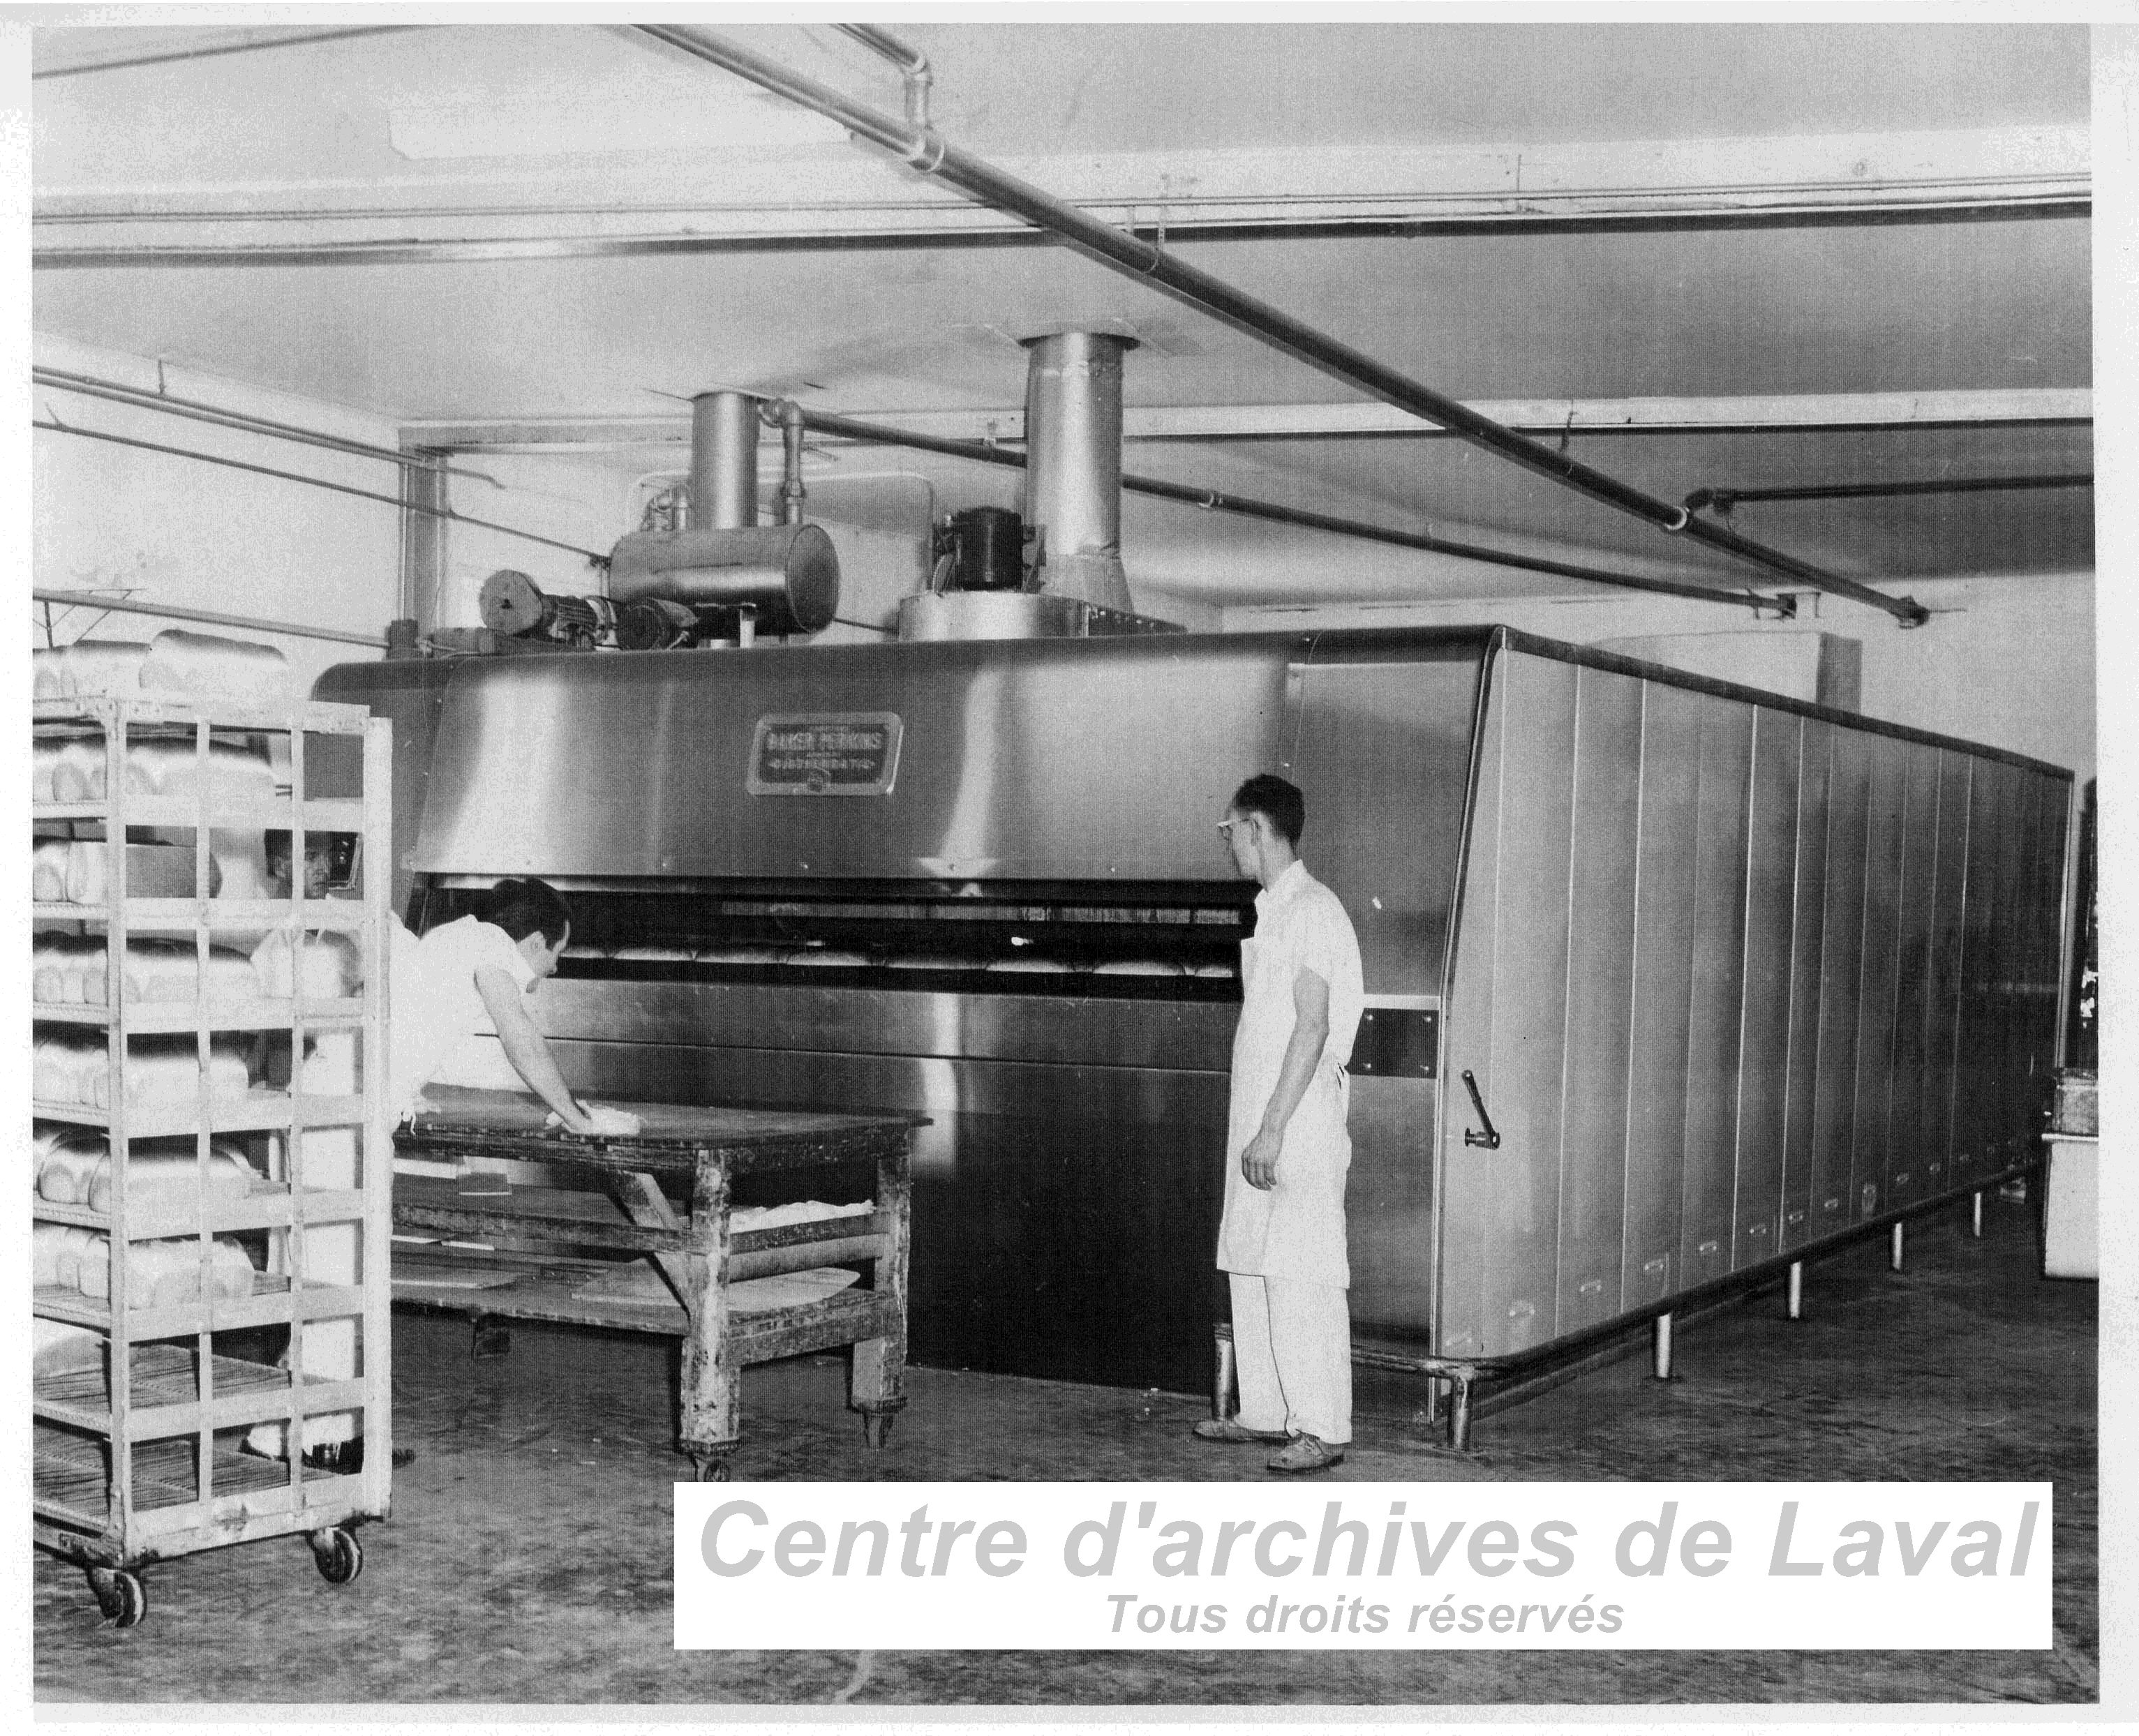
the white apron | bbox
[1216,935,1352,1287]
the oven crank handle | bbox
[1461,1070,1501,1151]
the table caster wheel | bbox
[693,1456,732,1483]
[87,1566,146,1629]
[308,1526,364,1586]
[861,1411,895,1449]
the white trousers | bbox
[1229,1271,1352,1446]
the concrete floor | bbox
[36,1189,2096,1706]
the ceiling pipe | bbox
[34,365,493,485]
[768,398,810,525]
[833,23,932,128]
[638,23,1926,628]
[786,404,1789,613]
[32,588,386,648]
[33,416,606,563]
[34,25,422,81]
[1688,472,2093,513]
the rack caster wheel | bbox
[87,1566,147,1629]
[308,1526,364,1586]
[692,1456,733,1483]
[860,1411,896,1449]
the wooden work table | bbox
[389,1086,920,1479]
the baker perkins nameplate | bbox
[747,713,904,797]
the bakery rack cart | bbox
[32,694,394,1626]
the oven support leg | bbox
[1447,1375,1475,1453]
[1652,1311,1676,1381]
[1787,1261,1803,1322]
[1972,1190,1985,1239]
[1890,1221,1906,1273]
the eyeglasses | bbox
[1216,818,1253,838]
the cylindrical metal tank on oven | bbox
[315,627,2071,1398]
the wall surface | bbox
[1230,571,2096,786]
[31,333,405,697]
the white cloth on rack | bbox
[34,641,149,700]
[121,738,276,805]
[95,1035,255,1109]
[33,841,73,904]
[119,939,259,1005]
[34,1319,103,1379]
[251,929,363,1000]
[75,1234,258,1307]
[140,629,290,701]
[34,1031,106,1107]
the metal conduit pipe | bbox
[33,365,492,484]
[33,417,606,563]
[34,25,421,80]
[833,22,933,127]
[789,403,1789,613]
[31,588,387,648]
[640,23,1928,628]
[1687,472,2093,512]
[773,400,810,526]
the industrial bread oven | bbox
[318,624,2071,1426]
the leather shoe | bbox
[1267,1433,1346,1474]
[1191,1417,1288,1445]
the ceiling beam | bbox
[401,389,2092,454]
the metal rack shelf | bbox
[31,691,394,1626]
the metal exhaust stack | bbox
[898,331,1179,641]
[1022,331,1134,614]
[607,390,840,642]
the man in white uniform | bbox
[389,877,621,1135]
[1194,775,1364,1474]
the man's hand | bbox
[544,1101,643,1139]
[1240,1127,1283,1190]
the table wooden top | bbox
[398,1086,922,1175]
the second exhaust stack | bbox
[1022,330,1134,614]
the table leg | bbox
[678,1158,738,1465]
[851,1146,911,1447]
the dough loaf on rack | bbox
[139,629,290,701]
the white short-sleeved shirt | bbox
[388,915,538,1121]
[1251,861,1365,1074]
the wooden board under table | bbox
[390,1086,921,1474]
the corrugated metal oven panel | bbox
[1885,742,1945,1209]
[1778,718,1833,1254]
[1732,705,1801,1270]
[1678,694,1753,1292]
[1951,754,2006,1181]
[1849,738,1908,1223]
[1475,650,1578,1357]
[1921,751,1974,1195]
[1431,652,1508,1360]
[1809,726,1870,1237]
[2018,771,2069,1152]
[1288,641,1483,997]
[1553,666,1643,1335]
[1619,679,1701,1310]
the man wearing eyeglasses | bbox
[1196,773,1364,1474]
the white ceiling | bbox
[30,19,2095,614]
